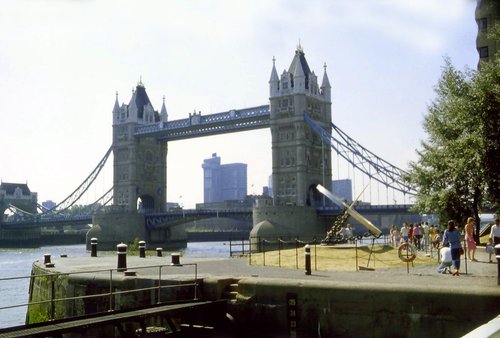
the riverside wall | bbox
[26,255,500,337]
[205,278,499,338]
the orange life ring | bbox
[398,243,417,262]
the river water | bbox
[0,242,230,329]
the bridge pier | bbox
[250,204,327,248]
[87,210,187,251]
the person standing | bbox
[486,238,494,263]
[422,222,430,251]
[490,218,500,246]
[413,223,421,250]
[464,217,477,262]
[442,220,463,276]
[345,223,353,238]
[401,223,409,243]
[391,225,400,247]
[429,224,436,247]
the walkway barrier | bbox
[247,234,443,273]
[248,236,319,271]
[228,238,250,257]
[0,262,199,326]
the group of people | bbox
[388,218,500,277]
[389,222,437,251]
[437,218,500,276]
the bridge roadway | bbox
[135,104,271,141]
[1,204,415,229]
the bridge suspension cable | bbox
[43,145,113,215]
[7,204,37,217]
[304,114,417,197]
[87,186,114,212]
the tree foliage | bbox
[406,57,499,236]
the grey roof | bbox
[322,69,331,88]
[288,48,311,89]
[130,84,154,119]
[0,182,31,195]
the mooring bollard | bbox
[156,248,163,257]
[117,243,128,272]
[90,238,98,257]
[171,252,181,265]
[139,240,146,258]
[44,254,51,265]
[495,244,500,286]
[305,244,311,275]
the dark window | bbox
[477,17,487,32]
[479,46,489,58]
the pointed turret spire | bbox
[321,63,331,89]
[269,56,279,83]
[269,56,280,97]
[113,91,120,114]
[321,62,331,101]
[160,95,168,122]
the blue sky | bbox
[0,0,478,208]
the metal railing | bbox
[228,238,250,257]
[247,234,442,272]
[0,263,199,325]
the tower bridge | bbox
[86,46,418,250]
[2,46,421,249]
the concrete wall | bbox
[27,263,197,325]
[221,277,500,338]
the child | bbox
[437,245,452,274]
[486,238,494,263]
[432,230,442,249]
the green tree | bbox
[476,56,500,209]
[406,57,499,241]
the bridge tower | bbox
[0,182,38,221]
[252,46,333,239]
[111,81,168,213]
[269,45,332,207]
[89,81,183,250]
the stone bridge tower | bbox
[252,46,332,240]
[0,182,38,222]
[89,81,179,250]
[111,81,168,213]
[269,46,332,207]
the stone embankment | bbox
[26,246,499,337]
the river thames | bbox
[0,241,230,328]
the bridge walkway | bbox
[0,300,229,338]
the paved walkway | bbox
[38,246,499,292]
[33,247,500,295]
[180,248,499,291]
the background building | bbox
[202,153,247,203]
[332,179,353,204]
[41,200,56,211]
[475,0,499,64]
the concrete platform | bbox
[36,246,499,292]
[30,247,500,337]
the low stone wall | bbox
[203,277,500,338]
[27,261,500,337]
[27,262,198,326]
